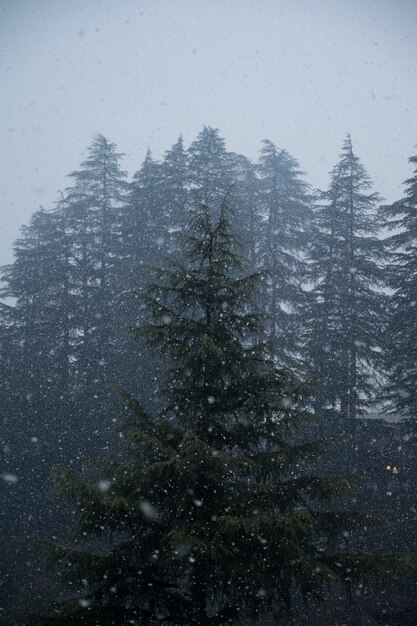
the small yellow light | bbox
[393,466,397,471]
[386,465,391,471]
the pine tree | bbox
[0,205,76,616]
[256,140,311,363]
[228,152,259,268]
[0,136,145,619]
[0,207,71,438]
[382,146,417,417]
[161,135,188,241]
[122,148,165,281]
[188,127,260,271]
[0,135,128,467]
[187,126,233,209]
[304,136,386,426]
[116,147,169,406]
[30,198,390,625]
[64,134,127,408]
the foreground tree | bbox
[29,199,395,625]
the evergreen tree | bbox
[161,135,188,240]
[116,147,169,405]
[0,207,70,440]
[31,198,387,625]
[122,148,164,281]
[304,136,385,425]
[382,146,417,417]
[64,134,127,410]
[228,152,259,268]
[256,140,311,363]
[0,135,128,462]
[0,205,76,616]
[187,126,233,209]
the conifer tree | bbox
[116,147,168,403]
[31,198,388,625]
[64,134,127,408]
[228,153,259,268]
[188,127,260,271]
[256,140,311,363]
[0,135,129,466]
[161,135,188,240]
[187,126,233,209]
[0,207,71,435]
[122,148,164,280]
[0,205,76,615]
[304,136,385,425]
[382,147,417,417]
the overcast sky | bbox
[1,0,416,266]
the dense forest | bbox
[1,127,417,624]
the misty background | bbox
[2,2,417,623]
[1,0,416,266]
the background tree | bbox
[187,126,233,209]
[228,152,259,268]
[161,135,188,241]
[382,146,417,418]
[63,134,128,430]
[0,136,131,618]
[0,205,75,614]
[304,136,386,427]
[0,208,69,433]
[256,140,311,364]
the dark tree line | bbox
[1,127,417,620]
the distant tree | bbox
[187,126,233,208]
[63,134,128,412]
[122,148,165,281]
[31,198,388,625]
[382,146,417,417]
[0,205,76,615]
[228,152,259,268]
[0,136,129,460]
[188,127,261,271]
[161,135,188,240]
[0,139,129,605]
[0,313,19,431]
[256,140,311,363]
[0,207,70,438]
[304,136,386,425]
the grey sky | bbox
[1,0,416,266]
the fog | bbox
[1,0,416,264]
[2,2,417,624]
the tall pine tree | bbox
[187,126,233,209]
[161,135,188,241]
[64,134,127,411]
[256,140,311,364]
[304,135,386,426]
[382,146,417,417]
